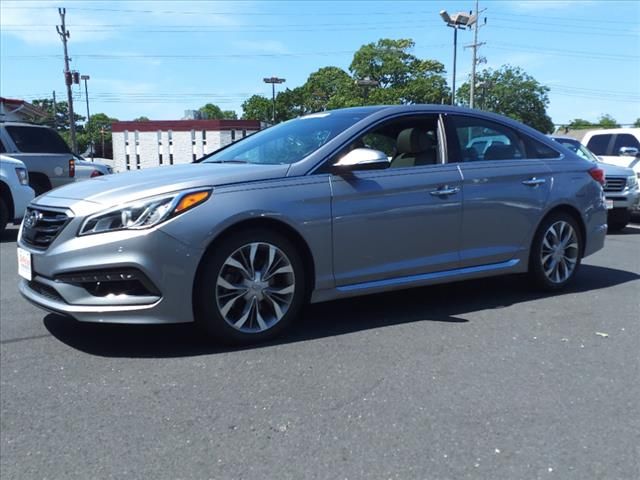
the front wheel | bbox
[194,229,306,345]
[529,212,583,291]
[0,199,8,235]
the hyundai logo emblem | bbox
[24,210,42,229]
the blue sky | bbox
[1,0,639,126]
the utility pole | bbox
[56,8,77,153]
[52,90,57,130]
[81,75,93,160]
[263,77,286,123]
[468,0,487,109]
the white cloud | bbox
[510,0,594,11]
[231,39,291,55]
[0,0,245,46]
[0,1,116,46]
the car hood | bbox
[36,163,290,208]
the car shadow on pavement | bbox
[43,264,639,358]
[608,227,640,236]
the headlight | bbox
[15,167,29,186]
[628,175,638,188]
[79,188,211,236]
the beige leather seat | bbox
[391,128,437,168]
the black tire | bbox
[529,212,583,291]
[0,199,8,236]
[30,177,49,197]
[607,209,630,232]
[607,221,629,232]
[194,229,307,345]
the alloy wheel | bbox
[215,242,296,333]
[540,220,579,284]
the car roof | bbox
[583,128,640,136]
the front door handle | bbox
[430,186,460,196]
[522,178,546,187]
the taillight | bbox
[69,158,75,178]
[90,170,103,178]
[589,167,605,185]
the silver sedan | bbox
[17,106,607,344]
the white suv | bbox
[582,128,640,178]
[0,154,35,234]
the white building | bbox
[111,119,261,172]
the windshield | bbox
[554,138,599,163]
[6,126,72,154]
[202,112,368,165]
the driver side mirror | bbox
[619,146,639,157]
[332,148,390,173]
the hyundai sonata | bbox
[17,106,608,344]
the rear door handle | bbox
[430,186,460,196]
[522,178,546,186]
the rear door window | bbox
[586,134,613,156]
[0,139,6,153]
[5,126,71,154]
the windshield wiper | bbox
[204,160,250,164]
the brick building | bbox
[111,119,261,172]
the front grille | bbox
[27,280,66,303]
[603,176,626,192]
[21,207,70,250]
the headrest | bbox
[484,144,516,160]
[397,128,433,154]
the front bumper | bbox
[605,187,640,212]
[11,184,35,223]
[18,225,204,325]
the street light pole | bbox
[263,76,286,123]
[452,27,458,105]
[356,76,379,104]
[440,9,475,106]
[80,74,92,160]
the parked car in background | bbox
[551,136,639,231]
[465,134,510,158]
[17,106,607,345]
[0,122,76,195]
[581,128,640,179]
[73,154,113,180]
[0,154,34,234]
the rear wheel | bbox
[529,212,582,291]
[195,229,306,345]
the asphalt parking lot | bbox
[1,223,639,480]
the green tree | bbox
[198,103,237,120]
[31,98,85,132]
[132,116,150,122]
[457,65,554,133]
[597,114,620,128]
[567,118,594,129]
[241,95,273,122]
[634,118,640,128]
[349,38,449,105]
[303,66,358,111]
